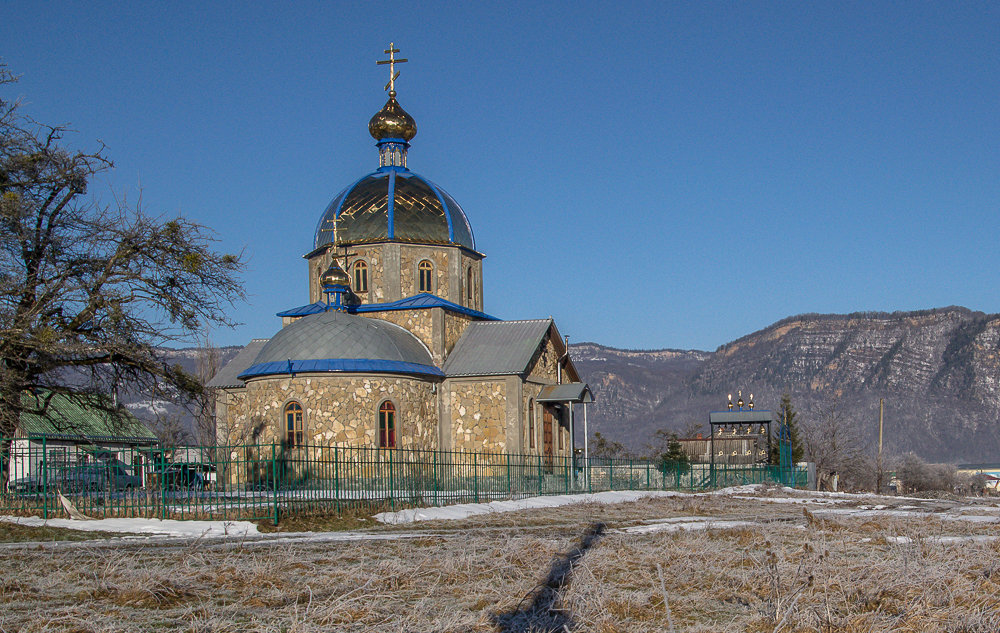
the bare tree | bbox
[801,399,875,490]
[0,64,245,446]
[192,339,222,445]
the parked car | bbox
[57,465,106,492]
[155,463,215,490]
[102,462,142,491]
[55,462,142,492]
[8,475,42,495]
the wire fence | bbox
[0,438,808,524]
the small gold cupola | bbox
[368,93,417,143]
[370,42,416,169]
[321,261,351,287]
[321,260,352,310]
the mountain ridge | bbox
[573,306,1000,462]
[143,306,1000,463]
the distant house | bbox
[7,391,158,485]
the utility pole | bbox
[876,398,884,493]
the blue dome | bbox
[314,168,476,251]
[239,309,442,379]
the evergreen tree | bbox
[662,433,690,464]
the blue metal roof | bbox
[354,293,499,320]
[239,358,444,380]
[276,302,328,317]
[276,293,498,321]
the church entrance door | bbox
[542,406,555,472]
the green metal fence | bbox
[0,438,808,524]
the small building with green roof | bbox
[8,391,158,485]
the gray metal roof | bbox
[206,339,270,389]
[537,383,594,403]
[250,309,434,368]
[709,410,775,423]
[443,319,553,377]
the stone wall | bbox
[361,310,436,359]
[459,254,483,311]
[522,382,544,454]
[445,312,475,357]
[399,245,452,300]
[526,333,560,383]
[447,380,508,452]
[225,374,438,452]
[307,244,387,304]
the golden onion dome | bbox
[321,261,351,287]
[368,91,417,141]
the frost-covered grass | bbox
[3,488,1000,632]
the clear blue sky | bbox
[4,2,999,351]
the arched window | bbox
[466,267,474,307]
[378,401,396,449]
[353,260,368,293]
[284,402,304,447]
[528,399,535,450]
[418,260,433,292]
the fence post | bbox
[389,448,395,511]
[159,449,167,520]
[41,437,48,520]
[506,452,512,499]
[271,442,278,526]
[429,450,436,506]
[472,452,478,504]
[537,454,542,496]
[587,456,592,494]
[333,444,340,512]
[564,456,569,493]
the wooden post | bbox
[876,398,884,494]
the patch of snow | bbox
[375,490,688,525]
[0,515,259,538]
[941,514,1000,524]
[882,535,1000,545]
[620,519,757,535]
[124,399,170,415]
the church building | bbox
[209,46,592,459]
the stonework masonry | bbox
[362,309,437,362]
[445,312,476,356]
[308,242,483,310]
[399,245,451,299]
[447,379,508,452]
[221,374,438,452]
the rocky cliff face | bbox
[131,308,1000,462]
[572,307,1000,462]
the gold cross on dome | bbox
[376,42,408,93]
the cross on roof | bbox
[322,215,357,267]
[376,42,408,93]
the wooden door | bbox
[543,406,554,472]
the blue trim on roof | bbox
[351,293,499,320]
[276,301,328,317]
[239,358,444,380]
[275,294,498,320]
[376,165,409,173]
[421,176,455,242]
[387,169,396,239]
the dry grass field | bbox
[2,487,1000,632]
